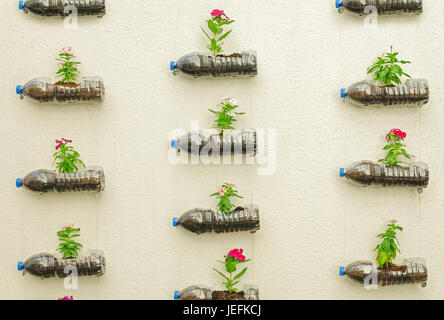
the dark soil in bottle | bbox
[212,290,246,300]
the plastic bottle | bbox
[16,77,105,104]
[335,0,423,16]
[340,79,429,107]
[170,51,257,78]
[171,130,256,156]
[173,205,260,234]
[339,161,429,189]
[174,285,213,300]
[19,0,106,17]
[18,250,106,279]
[339,258,427,288]
[16,167,105,193]
[174,285,259,300]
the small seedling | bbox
[53,138,86,173]
[210,183,243,214]
[367,47,411,86]
[209,97,245,136]
[374,220,403,269]
[57,224,83,259]
[56,47,81,84]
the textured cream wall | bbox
[0,0,443,300]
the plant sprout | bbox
[378,129,413,167]
[209,97,245,136]
[56,47,81,84]
[210,183,243,214]
[374,220,403,269]
[213,249,250,294]
[57,224,83,259]
[201,9,235,56]
[53,138,86,173]
[367,47,411,86]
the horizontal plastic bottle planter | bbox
[16,77,105,104]
[170,51,257,78]
[171,130,256,156]
[339,258,427,288]
[16,167,105,193]
[336,0,423,16]
[18,250,106,279]
[19,0,106,17]
[339,161,429,190]
[173,205,260,234]
[174,285,259,300]
[341,79,429,107]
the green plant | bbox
[213,249,250,294]
[209,97,245,136]
[210,183,243,214]
[367,47,411,86]
[374,220,403,269]
[378,129,413,167]
[53,138,86,173]
[201,9,235,56]
[56,47,81,84]
[57,224,83,259]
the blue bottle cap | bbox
[174,290,180,300]
[339,168,346,177]
[170,61,176,71]
[17,261,24,271]
[16,85,24,95]
[340,88,346,98]
[173,217,178,227]
[339,266,345,276]
[16,178,23,188]
[19,0,24,10]
[171,139,176,149]
[336,0,343,9]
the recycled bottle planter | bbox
[174,285,259,300]
[173,205,260,234]
[339,258,427,288]
[171,130,256,156]
[335,0,423,16]
[16,77,105,104]
[339,161,429,190]
[16,167,105,193]
[19,0,106,18]
[18,250,106,279]
[170,51,257,78]
[341,79,429,107]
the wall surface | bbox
[0,0,443,300]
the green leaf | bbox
[233,267,248,281]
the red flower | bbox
[386,128,406,140]
[228,248,246,262]
[211,9,230,20]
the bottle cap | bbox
[19,0,24,10]
[16,178,23,188]
[336,0,343,9]
[339,266,345,276]
[339,168,346,177]
[16,85,24,95]
[17,261,24,271]
[174,290,180,300]
[170,61,176,71]
[171,139,176,149]
[340,88,346,98]
[173,217,178,227]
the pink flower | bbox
[228,248,246,262]
[58,296,74,300]
[219,188,226,196]
[62,138,72,143]
[60,47,73,56]
[62,223,73,229]
[211,9,230,20]
[55,140,64,150]
[386,128,406,140]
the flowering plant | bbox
[213,249,250,294]
[210,183,243,214]
[57,223,83,259]
[201,9,235,56]
[209,97,245,136]
[374,220,403,269]
[53,138,86,173]
[56,47,81,84]
[378,129,413,167]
